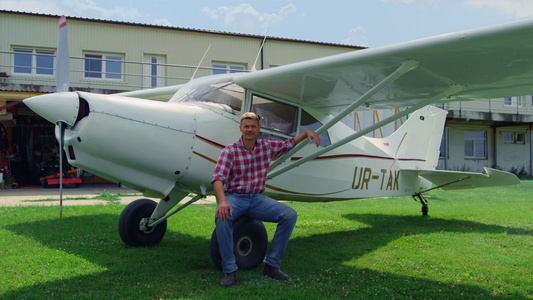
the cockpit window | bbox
[300,110,331,147]
[171,75,244,114]
[252,94,298,137]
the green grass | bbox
[1,181,532,299]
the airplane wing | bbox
[234,19,533,114]
[115,84,184,102]
[401,167,520,191]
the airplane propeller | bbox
[56,15,70,218]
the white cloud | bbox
[381,0,441,6]
[153,18,173,27]
[1,0,66,15]
[342,26,369,47]
[0,0,145,21]
[466,0,533,18]
[202,3,297,34]
[63,0,144,20]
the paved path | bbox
[0,184,216,207]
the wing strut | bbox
[267,83,464,180]
[269,59,420,172]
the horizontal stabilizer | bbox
[401,167,520,190]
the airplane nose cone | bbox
[24,92,80,126]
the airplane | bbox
[23,16,532,270]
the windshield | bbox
[171,75,244,114]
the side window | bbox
[13,48,55,75]
[464,130,486,159]
[503,132,526,144]
[504,96,522,107]
[212,63,245,75]
[299,110,331,147]
[251,95,298,137]
[84,53,124,80]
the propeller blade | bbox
[58,121,66,218]
[56,15,70,92]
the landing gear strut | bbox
[413,194,429,216]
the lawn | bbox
[1,181,532,299]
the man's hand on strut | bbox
[306,130,321,147]
[216,201,233,221]
[294,129,321,147]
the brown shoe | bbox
[220,271,236,287]
[263,264,289,280]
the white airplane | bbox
[24,17,531,270]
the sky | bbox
[1,0,532,48]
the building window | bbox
[503,132,514,143]
[84,53,123,79]
[504,96,522,107]
[151,57,158,87]
[142,55,165,88]
[464,130,486,159]
[212,63,245,75]
[504,132,525,144]
[13,48,55,75]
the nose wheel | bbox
[118,198,167,246]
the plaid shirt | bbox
[212,137,296,194]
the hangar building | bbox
[0,10,531,187]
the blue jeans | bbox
[215,193,298,274]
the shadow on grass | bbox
[286,213,531,298]
[289,213,531,269]
[3,213,217,299]
[3,212,531,298]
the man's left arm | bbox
[294,130,321,147]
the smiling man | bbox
[212,112,320,287]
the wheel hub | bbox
[139,217,155,234]
[236,236,252,256]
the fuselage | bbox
[24,74,446,201]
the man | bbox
[212,112,320,288]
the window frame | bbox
[503,131,526,144]
[464,130,487,159]
[251,93,299,138]
[13,48,55,76]
[83,52,124,80]
[504,96,522,107]
[212,62,245,75]
[248,91,331,146]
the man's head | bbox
[239,112,260,142]
[240,112,260,125]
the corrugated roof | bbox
[0,10,366,50]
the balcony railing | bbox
[0,50,240,93]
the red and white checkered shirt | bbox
[212,137,296,194]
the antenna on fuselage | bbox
[190,44,211,81]
[250,30,269,72]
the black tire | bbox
[118,198,167,246]
[210,216,268,270]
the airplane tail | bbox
[375,105,447,170]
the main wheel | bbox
[118,198,167,246]
[210,216,268,270]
